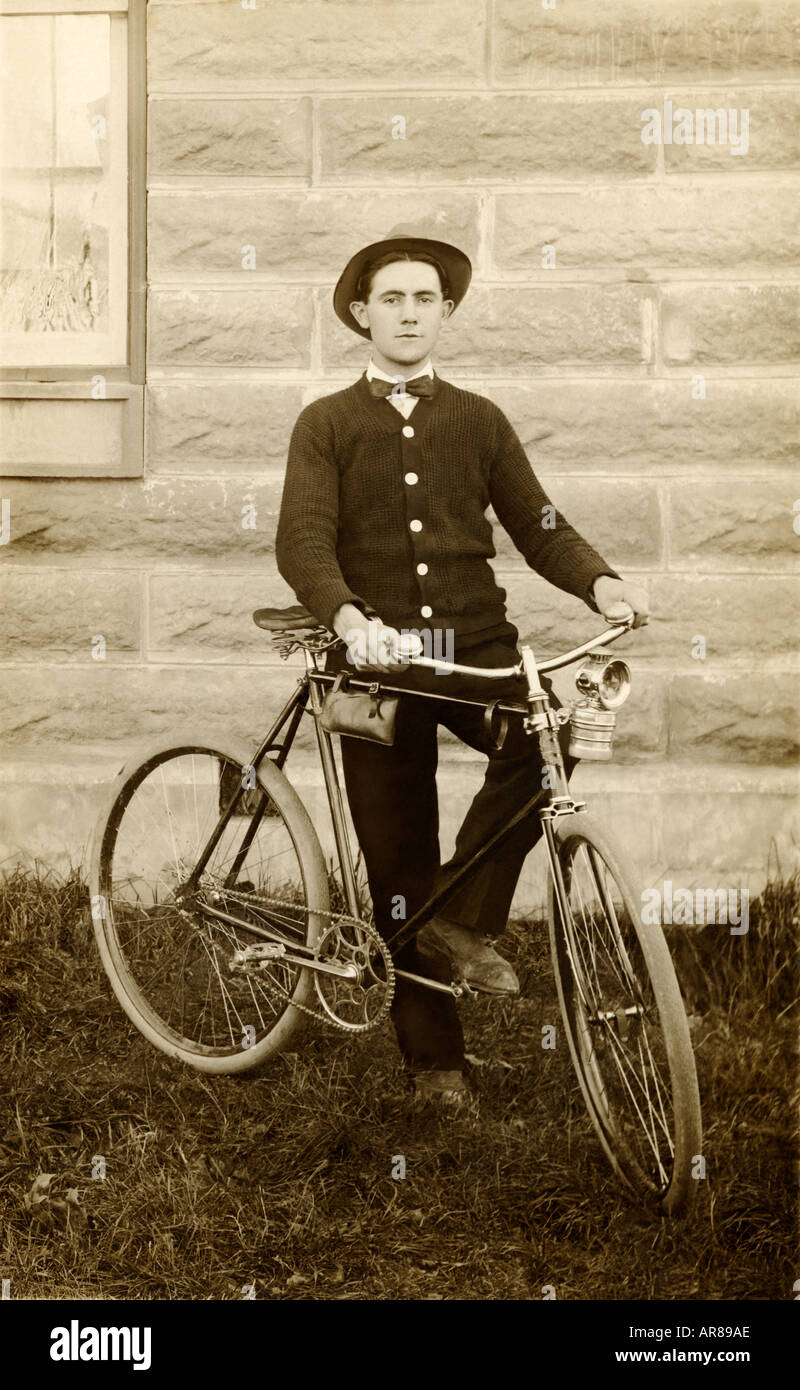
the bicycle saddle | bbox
[252,604,320,631]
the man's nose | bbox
[400,300,418,322]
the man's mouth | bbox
[397,333,421,338]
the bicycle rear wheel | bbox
[546,814,702,1215]
[89,732,329,1073]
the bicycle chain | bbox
[203,883,396,1035]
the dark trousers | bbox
[325,638,575,1071]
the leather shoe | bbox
[413,1069,469,1106]
[416,918,520,996]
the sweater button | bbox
[404,472,418,485]
[402,425,415,438]
[416,562,428,575]
[409,519,422,532]
[420,605,433,619]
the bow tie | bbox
[368,374,436,400]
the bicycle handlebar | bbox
[404,614,636,680]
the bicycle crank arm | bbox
[229,941,359,981]
[393,966,464,998]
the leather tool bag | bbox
[320,671,399,746]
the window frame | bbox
[0,0,145,475]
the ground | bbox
[0,867,797,1301]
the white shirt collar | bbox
[366,357,434,386]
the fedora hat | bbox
[333,223,472,339]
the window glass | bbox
[0,12,127,365]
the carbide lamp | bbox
[569,654,632,761]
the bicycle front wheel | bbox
[89,732,329,1073]
[546,814,702,1215]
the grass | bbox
[0,861,797,1301]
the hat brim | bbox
[333,235,472,339]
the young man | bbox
[276,224,648,1105]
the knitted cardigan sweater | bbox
[275,372,618,643]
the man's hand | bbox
[592,575,649,629]
[332,602,417,673]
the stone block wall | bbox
[1,0,798,905]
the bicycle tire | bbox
[89,731,330,1073]
[546,813,702,1216]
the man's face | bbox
[350,260,454,372]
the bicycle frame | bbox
[185,619,634,1000]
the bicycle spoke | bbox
[554,832,685,1200]
[571,851,634,998]
[99,748,318,1059]
[602,1028,672,1178]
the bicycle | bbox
[89,608,702,1216]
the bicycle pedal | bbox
[230,942,286,973]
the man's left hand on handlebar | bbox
[592,575,650,629]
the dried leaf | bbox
[23,1172,55,1211]
[23,1172,88,1236]
[465,1052,514,1071]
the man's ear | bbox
[350,300,370,330]
[440,298,455,321]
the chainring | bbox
[312,917,395,1032]
[202,881,395,1034]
